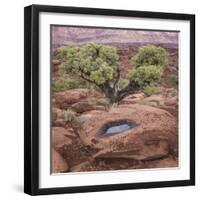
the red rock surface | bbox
[54,89,101,110]
[52,149,69,173]
[75,104,178,161]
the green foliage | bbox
[90,64,114,85]
[57,44,80,75]
[57,45,69,58]
[61,109,76,123]
[52,78,87,92]
[52,79,69,92]
[56,43,168,103]
[128,45,166,96]
[169,74,178,88]
[58,43,119,86]
[128,65,162,87]
[117,78,130,90]
[143,86,160,96]
[132,45,167,68]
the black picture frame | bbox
[24,4,195,196]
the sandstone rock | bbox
[54,89,101,109]
[52,98,56,107]
[70,161,92,172]
[65,128,76,136]
[93,105,107,111]
[52,149,69,173]
[143,156,178,168]
[140,94,165,107]
[94,140,169,161]
[71,100,107,113]
[161,96,178,119]
[75,104,178,162]
[52,127,91,168]
[52,107,62,123]
[165,96,178,106]
[92,98,110,107]
[121,93,145,104]
[52,59,61,65]
[52,127,73,149]
[53,119,66,127]
[74,114,93,125]
[52,107,58,122]
[71,101,94,113]
[52,127,87,168]
[129,92,178,119]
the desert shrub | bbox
[56,43,166,103]
[128,65,162,87]
[117,78,130,90]
[132,45,167,68]
[74,115,90,125]
[143,86,160,96]
[61,109,76,123]
[169,74,178,88]
[52,78,88,92]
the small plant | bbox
[61,109,76,123]
[143,86,160,96]
[132,45,168,68]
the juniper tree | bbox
[57,43,167,103]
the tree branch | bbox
[79,68,105,93]
[118,81,140,101]
[113,66,120,87]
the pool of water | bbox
[97,120,137,137]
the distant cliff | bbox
[52,26,178,49]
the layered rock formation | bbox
[51,89,178,173]
[52,26,178,49]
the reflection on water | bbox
[97,120,137,137]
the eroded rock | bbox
[71,101,94,113]
[75,104,178,162]
[70,161,92,172]
[54,89,101,110]
[52,149,69,173]
[52,127,73,149]
[121,93,145,104]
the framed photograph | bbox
[24,4,195,195]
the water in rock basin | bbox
[97,120,137,137]
[105,124,132,134]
